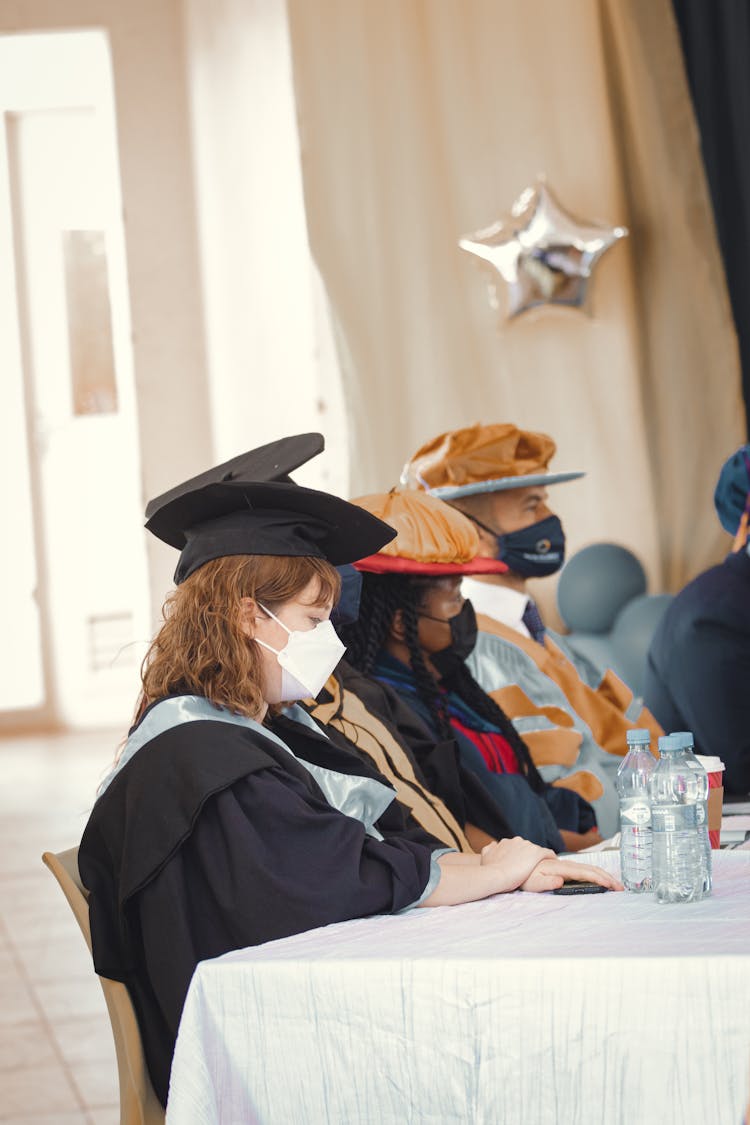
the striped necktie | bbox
[521,598,546,644]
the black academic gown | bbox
[78,701,438,1106]
[644,549,750,794]
[331,662,514,840]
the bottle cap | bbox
[626,728,651,746]
[658,731,694,753]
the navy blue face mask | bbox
[472,513,566,578]
[330,564,363,628]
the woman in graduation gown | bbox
[79,453,619,1107]
[341,489,602,852]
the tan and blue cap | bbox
[401,422,584,500]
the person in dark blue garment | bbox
[78,441,620,1106]
[644,444,750,794]
[341,488,600,852]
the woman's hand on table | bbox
[478,839,622,894]
[520,859,624,894]
[424,840,621,906]
[479,837,556,892]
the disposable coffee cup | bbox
[695,755,725,849]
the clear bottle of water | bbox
[616,728,655,892]
[686,744,713,896]
[650,731,711,903]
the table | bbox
[166,852,750,1125]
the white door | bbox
[0,32,150,728]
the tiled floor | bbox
[0,729,123,1123]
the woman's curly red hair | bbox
[136,554,340,721]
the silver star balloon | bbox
[459,181,628,319]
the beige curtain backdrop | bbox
[287,0,745,613]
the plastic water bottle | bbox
[650,731,711,903]
[616,728,655,892]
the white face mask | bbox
[255,603,346,702]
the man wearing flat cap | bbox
[402,422,662,838]
[644,444,750,796]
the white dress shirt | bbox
[461,577,532,638]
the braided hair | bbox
[341,573,547,793]
[341,573,451,738]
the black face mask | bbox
[473,513,566,578]
[419,599,478,679]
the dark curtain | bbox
[672,0,750,436]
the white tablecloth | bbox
[166,852,750,1125]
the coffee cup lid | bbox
[694,755,725,772]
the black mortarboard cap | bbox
[144,436,396,584]
[144,433,325,521]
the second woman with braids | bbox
[340,489,603,853]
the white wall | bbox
[1,0,214,623]
[1,0,349,728]
[183,0,349,498]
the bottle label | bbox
[652,804,703,832]
[620,802,651,826]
